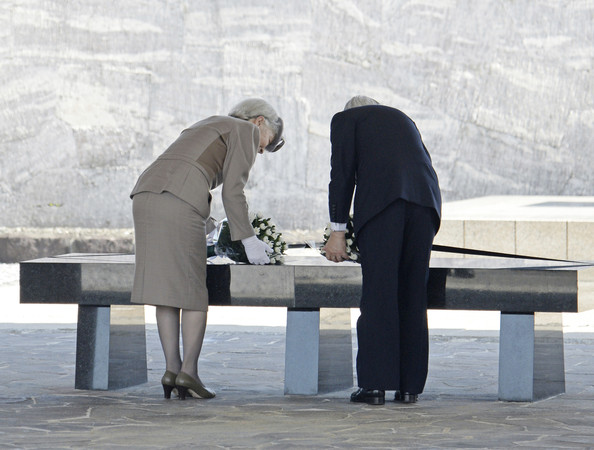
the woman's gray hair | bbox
[228,98,284,152]
[344,95,380,110]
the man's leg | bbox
[356,200,406,390]
[397,203,438,395]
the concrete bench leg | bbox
[75,305,147,390]
[284,308,353,395]
[498,312,565,401]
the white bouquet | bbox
[215,213,287,265]
[321,215,360,263]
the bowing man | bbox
[323,95,441,405]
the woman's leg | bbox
[180,309,208,380]
[174,309,215,399]
[156,305,182,374]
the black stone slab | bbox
[20,252,594,313]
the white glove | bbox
[241,235,273,265]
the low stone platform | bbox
[0,227,322,263]
[4,195,594,263]
[0,227,135,263]
[435,195,594,261]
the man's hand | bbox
[323,231,349,263]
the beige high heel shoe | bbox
[175,372,216,400]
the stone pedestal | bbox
[75,305,147,390]
[284,308,353,395]
[498,312,565,401]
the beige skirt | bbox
[131,191,209,311]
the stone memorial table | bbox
[20,249,594,401]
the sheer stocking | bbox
[156,306,182,374]
[156,306,208,382]
[180,309,208,380]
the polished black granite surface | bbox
[20,251,594,313]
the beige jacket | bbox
[130,115,259,241]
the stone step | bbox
[0,228,135,263]
[0,227,324,263]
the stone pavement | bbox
[1,264,594,448]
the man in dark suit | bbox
[323,96,441,405]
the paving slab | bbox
[0,323,593,449]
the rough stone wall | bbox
[1,0,592,231]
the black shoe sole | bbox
[351,397,385,405]
[394,392,418,403]
[351,389,385,405]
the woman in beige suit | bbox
[130,98,284,400]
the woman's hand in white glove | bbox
[241,235,273,265]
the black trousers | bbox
[355,199,438,393]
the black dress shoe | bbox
[394,391,418,403]
[350,388,385,405]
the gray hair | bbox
[344,95,380,110]
[228,98,284,152]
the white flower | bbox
[346,239,353,245]
[218,214,285,264]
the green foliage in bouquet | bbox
[215,213,288,265]
[321,215,360,263]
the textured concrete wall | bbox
[1,0,592,231]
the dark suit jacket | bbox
[329,105,442,233]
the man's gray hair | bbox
[228,98,284,151]
[344,95,380,110]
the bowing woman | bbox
[130,98,284,400]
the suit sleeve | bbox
[221,122,259,241]
[328,112,357,223]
